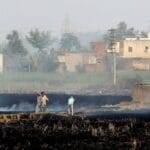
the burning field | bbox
[0,113,150,150]
[0,93,132,112]
[0,93,149,149]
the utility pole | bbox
[108,28,117,86]
[113,47,117,86]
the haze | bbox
[0,0,149,33]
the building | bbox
[88,41,107,72]
[58,52,83,72]
[116,37,150,70]
[0,54,3,73]
[120,38,150,58]
[57,52,99,72]
[57,41,107,73]
[91,41,106,57]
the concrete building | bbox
[116,37,150,70]
[120,38,150,58]
[64,52,83,72]
[57,41,107,73]
[57,52,98,72]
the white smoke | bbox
[0,102,35,112]
[0,102,66,113]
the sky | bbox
[0,0,149,34]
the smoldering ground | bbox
[0,93,132,113]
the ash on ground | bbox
[0,113,150,150]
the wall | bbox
[57,41,107,73]
[65,53,83,72]
[121,39,150,58]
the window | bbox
[144,46,149,53]
[128,47,133,52]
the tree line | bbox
[103,21,148,44]
[3,29,81,72]
[2,22,148,72]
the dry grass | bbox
[0,70,149,93]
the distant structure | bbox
[0,53,3,73]
[57,41,106,73]
[120,37,150,59]
[110,35,150,71]
[61,14,72,34]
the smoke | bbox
[0,102,67,113]
[1,101,150,116]
[0,102,35,112]
[0,101,120,113]
[0,93,132,114]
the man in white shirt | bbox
[68,96,75,116]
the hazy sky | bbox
[0,0,149,33]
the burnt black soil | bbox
[0,93,132,107]
[0,113,150,150]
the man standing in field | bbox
[41,91,49,112]
[35,93,42,113]
[68,96,75,116]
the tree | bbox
[140,31,148,38]
[126,28,137,38]
[26,29,52,52]
[60,33,81,51]
[103,29,117,47]
[4,30,28,72]
[5,30,27,56]
[116,22,137,40]
[116,22,127,40]
[103,21,137,42]
[26,29,58,72]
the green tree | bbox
[60,33,81,51]
[116,22,127,40]
[140,31,148,38]
[27,50,58,72]
[103,21,137,42]
[116,22,138,40]
[5,30,27,56]
[4,30,28,72]
[26,29,52,52]
[126,28,137,38]
[26,29,58,72]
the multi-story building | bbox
[117,37,150,70]
[120,38,150,58]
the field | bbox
[0,113,150,149]
[0,70,149,93]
